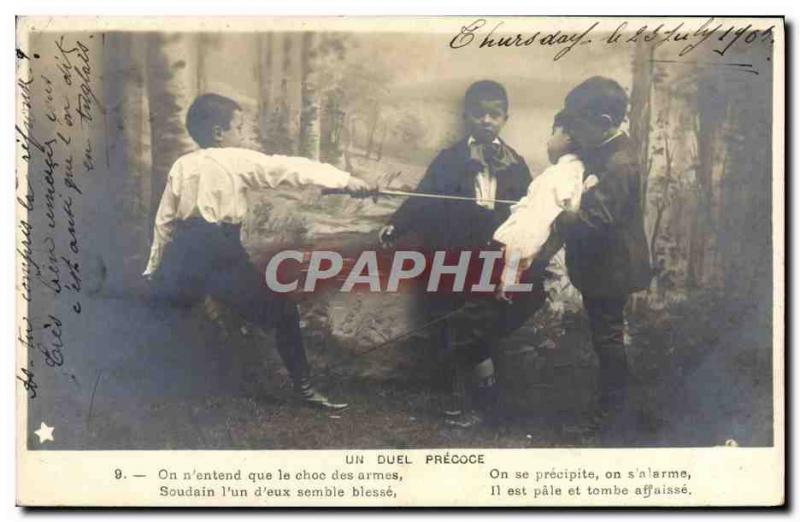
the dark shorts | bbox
[425,268,547,366]
[151,219,283,328]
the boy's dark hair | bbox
[464,80,509,112]
[552,110,568,132]
[186,93,242,148]
[563,76,628,126]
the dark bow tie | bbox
[467,139,517,174]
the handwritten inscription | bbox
[55,36,95,124]
[450,18,774,62]
[16,34,94,399]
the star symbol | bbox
[34,422,54,444]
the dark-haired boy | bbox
[144,93,370,409]
[380,80,545,426]
[554,77,652,426]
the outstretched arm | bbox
[216,148,370,198]
[231,149,355,189]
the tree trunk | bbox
[628,38,654,212]
[196,34,207,94]
[281,33,302,155]
[649,133,672,261]
[145,33,198,224]
[687,72,723,289]
[342,113,355,171]
[375,121,387,161]
[104,33,153,257]
[365,101,380,159]
[257,33,273,151]
[717,63,772,297]
[299,32,321,160]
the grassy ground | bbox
[29,286,772,450]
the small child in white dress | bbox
[493,119,598,297]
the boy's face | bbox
[565,112,615,149]
[464,98,508,143]
[547,126,574,164]
[214,109,245,148]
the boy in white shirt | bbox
[494,115,597,299]
[144,93,370,409]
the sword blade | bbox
[320,187,520,205]
[377,188,519,205]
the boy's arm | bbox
[388,153,443,236]
[143,162,181,276]
[236,149,353,190]
[556,153,635,234]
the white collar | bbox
[556,153,581,164]
[600,129,626,146]
[468,136,502,147]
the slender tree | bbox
[299,32,321,160]
[257,33,274,151]
[628,38,655,211]
[687,71,725,289]
[145,33,198,225]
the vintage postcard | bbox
[15,16,784,507]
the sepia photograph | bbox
[14,15,784,506]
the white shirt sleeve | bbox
[553,160,586,212]
[493,164,567,271]
[229,148,352,190]
[143,160,181,276]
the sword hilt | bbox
[321,187,381,203]
[321,188,358,196]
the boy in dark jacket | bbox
[554,77,652,421]
[380,80,545,425]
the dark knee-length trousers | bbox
[151,218,309,382]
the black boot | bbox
[293,378,349,410]
[443,363,482,427]
[473,358,501,425]
[587,368,630,438]
[273,302,347,410]
[597,359,629,414]
[444,358,500,428]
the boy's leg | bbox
[421,295,469,418]
[207,244,346,409]
[429,280,547,425]
[446,300,501,425]
[582,295,629,413]
[529,229,565,274]
[461,340,498,422]
[437,318,465,416]
[497,271,547,334]
[440,270,546,426]
[271,298,309,385]
[149,222,209,308]
[269,297,346,409]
